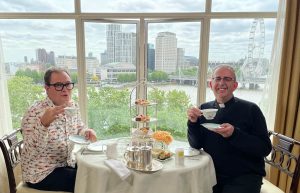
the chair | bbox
[261,130,300,193]
[0,128,70,193]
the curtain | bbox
[270,0,300,192]
[0,35,13,193]
[261,0,286,131]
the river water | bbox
[140,84,265,105]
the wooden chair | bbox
[0,128,70,193]
[261,130,300,193]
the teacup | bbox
[64,107,78,117]
[201,108,218,120]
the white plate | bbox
[68,135,90,145]
[87,141,106,152]
[170,147,200,157]
[201,123,221,131]
[183,147,200,157]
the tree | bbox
[8,76,44,128]
[148,71,168,82]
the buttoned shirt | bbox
[21,97,86,183]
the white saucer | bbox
[201,123,221,131]
[87,141,106,152]
[170,147,200,157]
[69,135,90,145]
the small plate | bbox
[184,147,200,157]
[87,141,106,152]
[69,135,90,145]
[201,123,221,131]
[124,159,163,173]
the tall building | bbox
[147,43,155,71]
[155,32,177,73]
[36,48,55,65]
[106,24,121,64]
[106,24,136,65]
[177,48,185,70]
[36,48,47,64]
[115,32,136,65]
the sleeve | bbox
[187,120,206,149]
[227,104,272,157]
[21,106,49,154]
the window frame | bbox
[0,0,277,126]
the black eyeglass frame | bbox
[47,82,75,91]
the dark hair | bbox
[44,67,71,85]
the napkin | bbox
[104,159,131,180]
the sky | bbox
[0,0,278,63]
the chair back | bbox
[265,130,300,193]
[0,128,23,193]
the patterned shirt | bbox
[21,97,86,183]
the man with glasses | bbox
[21,67,97,192]
[187,65,272,193]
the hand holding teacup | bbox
[187,106,201,123]
[187,106,218,122]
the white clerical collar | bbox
[219,103,225,108]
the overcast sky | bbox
[0,0,278,63]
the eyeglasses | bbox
[212,76,235,83]
[47,82,75,91]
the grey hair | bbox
[212,64,236,80]
[44,67,71,85]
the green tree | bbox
[8,76,44,128]
[15,69,44,84]
[117,73,136,83]
[148,71,168,82]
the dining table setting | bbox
[69,135,217,193]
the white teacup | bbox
[64,107,78,117]
[201,108,218,120]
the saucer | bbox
[87,141,106,152]
[201,123,221,131]
[69,135,90,145]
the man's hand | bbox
[187,106,202,123]
[85,129,97,142]
[214,123,234,138]
[40,105,65,127]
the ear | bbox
[209,80,213,89]
[232,81,238,91]
[44,85,50,92]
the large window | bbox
[0,0,279,140]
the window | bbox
[0,0,280,140]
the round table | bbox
[74,144,216,193]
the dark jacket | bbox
[187,97,272,179]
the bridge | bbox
[168,75,266,89]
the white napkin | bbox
[104,159,131,180]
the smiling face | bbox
[209,66,238,104]
[45,71,72,106]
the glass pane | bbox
[212,0,278,12]
[0,0,74,12]
[82,0,205,13]
[208,19,276,105]
[147,21,201,140]
[1,19,76,128]
[85,22,137,139]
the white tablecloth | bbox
[75,146,216,193]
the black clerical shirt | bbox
[187,96,272,180]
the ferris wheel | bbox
[241,18,265,81]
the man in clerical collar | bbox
[187,65,272,193]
